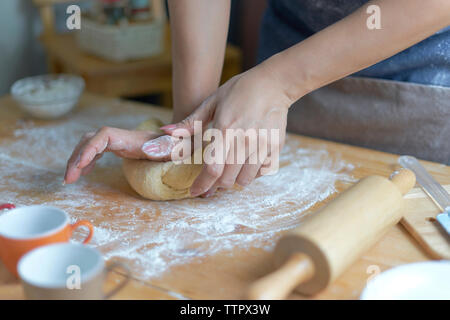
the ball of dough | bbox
[122,119,202,200]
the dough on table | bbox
[122,119,202,200]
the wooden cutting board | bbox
[402,185,450,259]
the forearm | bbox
[262,0,450,103]
[168,0,231,122]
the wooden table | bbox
[0,93,448,300]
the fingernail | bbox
[190,187,203,197]
[142,144,159,152]
[62,179,66,186]
[142,136,174,157]
[160,124,177,131]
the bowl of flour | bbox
[11,74,85,119]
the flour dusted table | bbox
[0,93,448,300]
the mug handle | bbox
[70,220,94,244]
[0,203,15,211]
[103,261,131,299]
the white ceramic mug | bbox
[18,243,129,300]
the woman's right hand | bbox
[63,127,170,185]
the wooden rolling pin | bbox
[247,169,416,299]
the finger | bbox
[236,156,265,187]
[65,127,162,184]
[77,127,111,169]
[67,132,95,167]
[201,185,218,198]
[64,132,95,184]
[190,163,225,197]
[190,123,232,197]
[260,134,282,177]
[255,127,284,178]
[81,153,103,176]
[201,163,243,197]
[213,128,257,189]
[256,156,272,178]
[65,127,111,184]
[216,163,243,189]
[211,135,246,190]
[110,129,163,159]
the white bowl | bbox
[360,261,450,300]
[11,74,84,119]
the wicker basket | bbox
[76,0,166,62]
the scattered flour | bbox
[0,103,355,280]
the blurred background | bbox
[0,0,268,107]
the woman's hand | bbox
[63,127,164,184]
[143,64,294,197]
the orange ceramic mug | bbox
[0,205,94,277]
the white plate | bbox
[360,261,450,300]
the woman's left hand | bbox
[142,64,294,197]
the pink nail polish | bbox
[142,136,174,157]
[160,124,177,131]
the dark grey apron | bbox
[287,77,450,164]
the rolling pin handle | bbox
[389,169,416,195]
[246,253,315,300]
